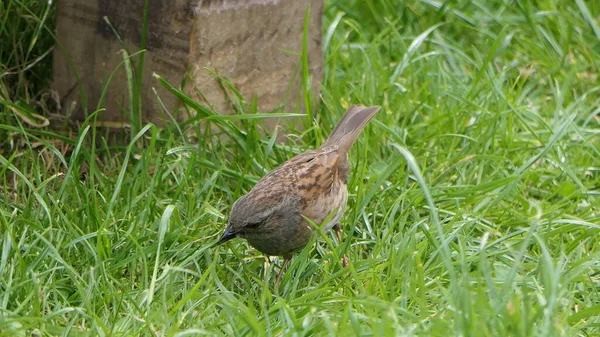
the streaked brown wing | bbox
[254,145,341,192]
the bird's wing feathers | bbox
[253,145,342,195]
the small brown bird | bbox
[216,105,380,284]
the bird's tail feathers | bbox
[322,105,381,151]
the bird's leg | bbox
[333,223,349,267]
[275,255,292,286]
[263,255,271,280]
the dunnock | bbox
[216,105,381,284]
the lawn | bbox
[1,0,599,336]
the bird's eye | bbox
[245,220,263,229]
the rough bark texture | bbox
[53,0,323,125]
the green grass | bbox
[2,0,600,336]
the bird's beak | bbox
[215,227,237,245]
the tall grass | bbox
[1,0,599,336]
